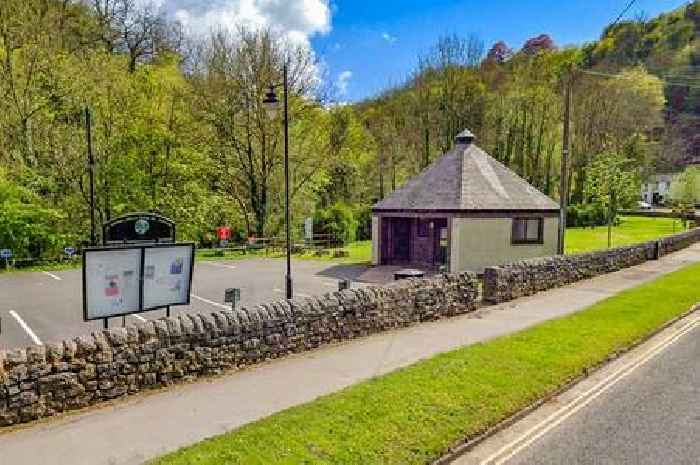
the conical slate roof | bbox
[373,141,559,212]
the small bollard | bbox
[225,288,241,309]
[338,279,351,291]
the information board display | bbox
[82,243,195,321]
[142,245,194,310]
[83,248,142,320]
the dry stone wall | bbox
[0,272,479,427]
[483,228,700,303]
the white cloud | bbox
[165,0,332,46]
[381,32,397,43]
[336,70,352,96]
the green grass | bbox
[291,240,372,263]
[195,240,373,265]
[565,216,684,254]
[151,261,700,465]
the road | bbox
[507,320,700,465]
[0,258,370,350]
[455,304,700,465]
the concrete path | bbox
[1,244,699,465]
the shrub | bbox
[567,203,608,228]
[313,202,358,245]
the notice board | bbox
[83,243,194,321]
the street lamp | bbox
[263,62,293,300]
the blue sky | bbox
[311,0,689,102]
[160,0,688,102]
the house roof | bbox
[373,136,559,212]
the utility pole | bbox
[558,69,572,255]
[85,107,97,246]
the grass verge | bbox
[151,261,700,465]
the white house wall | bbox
[371,216,380,265]
[450,216,559,272]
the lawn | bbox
[565,216,685,254]
[151,261,700,465]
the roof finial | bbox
[455,128,475,145]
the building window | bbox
[512,218,543,244]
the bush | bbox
[567,203,608,228]
[354,204,373,241]
[313,202,358,245]
[0,171,68,259]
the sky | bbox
[159,0,690,102]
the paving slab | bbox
[0,244,699,465]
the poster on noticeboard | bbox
[142,245,194,310]
[83,248,142,320]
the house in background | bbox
[641,173,676,206]
[371,129,560,273]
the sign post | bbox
[304,217,313,242]
[216,226,232,248]
[0,249,12,270]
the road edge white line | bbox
[132,314,147,322]
[42,271,62,281]
[8,310,43,346]
[191,294,229,310]
[481,316,700,465]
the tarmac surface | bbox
[507,319,700,465]
[0,258,371,350]
[455,305,700,465]
[0,244,698,465]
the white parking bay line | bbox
[191,293,230,310]
[9,310,43,346]
[42,271,62,281]
[201,262,237,270]
[132,314,146,322]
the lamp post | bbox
[263,61,293,300]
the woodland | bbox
[1,0,698,258]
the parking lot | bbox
[0,258,373,350]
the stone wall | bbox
[483,228,700,304]
[659,228,700,255]
[0,272,479,427]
